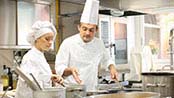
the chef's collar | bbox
[32,46,44,56]
[77,34,95,46]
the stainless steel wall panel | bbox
[0,0,16,45]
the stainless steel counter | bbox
[84,92,160,98]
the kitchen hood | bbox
[100,0,174,16]
[99,10,146,17]
[61,0,174,16]
[59,10,146,17]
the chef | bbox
[55,0,118,91]
[15,21,63,98]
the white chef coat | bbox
[15,47,52,98]
[55,34,114,91]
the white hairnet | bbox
[27,21,57,45]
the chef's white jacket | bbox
[55,34,114,91]
[15,47,52,98]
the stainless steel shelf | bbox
[0,45,31,50]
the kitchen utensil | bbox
[1,86,11,98]
[13,66,39,91]
[114,80,124,90]
[30,73,42,90]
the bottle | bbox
[7,67,13,90]
[12,72,18,89]
[1,65,9,91]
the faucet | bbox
[169,29,174,66]
[165,29,174,70]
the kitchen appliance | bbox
[33,87,65,98]
[83,92,160,98]
[87,81,142,96]
[142,71,174,97]
[66,84,86,98]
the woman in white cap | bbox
[55,0,118,91]
[15,21,63,98]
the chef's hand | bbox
[51,74,64,84]
[70,67,82,84]
[109,64,119,81]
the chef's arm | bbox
[62,67,73,76]
[108,64,119,81]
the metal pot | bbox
[84,92,160,98]
[142,72,174,97]
[66,84,86,98]
[33,87,65,98]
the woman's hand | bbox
[51,74,64,85]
